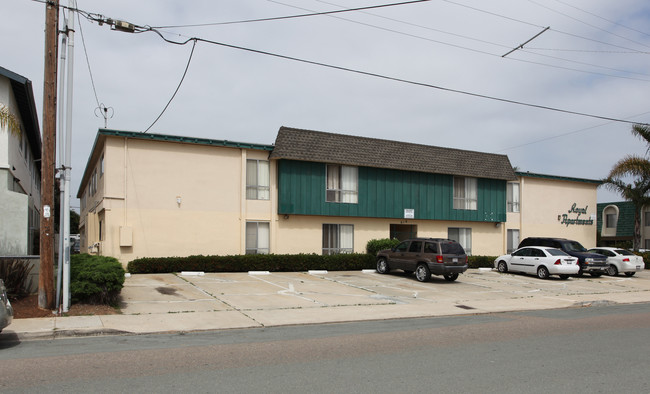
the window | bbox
[246,222,270,254]
[246,160,270,200]
[326,164,358,203]
[507,183,520,213]
[507,229,520,253]
[322,224,354,255]
[453,177,477,210]
[100,154,104,177]
[606,213,617,228]
[408,241,422,253]
[448,227,472,255]
[645,211,650,227]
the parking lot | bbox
[114,268,650,330]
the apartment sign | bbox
[558,203,594,227]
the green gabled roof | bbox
[597,201,636,237]
[98,129,274,151]
[516,171,602,185]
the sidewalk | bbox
[3,268,650,340]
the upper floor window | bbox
[645,211,650,227]
[326,164,358,203]
[453,176,477,210]
[246,159,270,200]
[606,213,617,228]
[507,182,520,213]
[100,154,105,177]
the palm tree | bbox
[0,103,21,135]
[602,124,650,251]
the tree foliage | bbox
[0,104,21,136]
[602,124,650,250]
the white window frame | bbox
[507,229,520,254]
[322,224,354,255]
[326,164,358,204]
[246,159,270,200]
[246,221,270,254]
[507,182,520,213]
[453,177,477,210]
[448,227,472,255]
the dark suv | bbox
[517,237,607,277]
[376,238,468,282]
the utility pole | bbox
[39,0,59,310]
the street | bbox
[1,302,649,393]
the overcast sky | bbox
[4,0,650,207]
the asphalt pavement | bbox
[3,268,650,340]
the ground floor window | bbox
[322,224,353,255]
[389,224,417,241]
[448,227,472,255]
[246,221,270,254]
[507,229,520,253]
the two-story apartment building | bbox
[77,126,600,265]
[0,66,42,256]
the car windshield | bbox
[615,249,635,256]
[563,241,587,252]
[546,248,569,256]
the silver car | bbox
[1,279,13,333]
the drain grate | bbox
[455,304,475,310]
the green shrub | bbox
[0,258,34,298]
[127,253,375,274]
[468,255,497,269]
[366,238,401,255]
[71,254,125,305]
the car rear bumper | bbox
[548,265,580,275]
[618,261,645,272]
[429,263,468,275]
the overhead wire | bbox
[149,0,432,29]
[144,27,647,126]
[76,9,101,109]
[269,0,650,81]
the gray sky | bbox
[4,0,650,207]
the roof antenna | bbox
[94,103,114,128]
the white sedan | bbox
[494,246,579,279]
[587,247,645,277]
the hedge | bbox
[71,254,125,305]
[127,253,376,274]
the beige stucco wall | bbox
[506,175,598,249]
[80,136,274,263]
[274,215,504,256]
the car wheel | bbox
[625,272,636,277]
[497,261,508,273]
[590,272,602,278]
[606,264,618,276]
[559,274,569,280]
[444,273,459,282]
[537,266,549,279]
[376,258,389,274]
[415,264,431,282]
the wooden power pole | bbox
[39,0,59,310]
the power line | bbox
[145,28,648,126]
[149,0,432,29]
[269,0,650,82]
[143,39,197,133]
[527,0,650,50]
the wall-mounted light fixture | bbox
[284,214,289,220]
[176,196,182,206]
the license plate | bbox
[453,258,458,263]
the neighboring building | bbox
[0,66,41,256]
[597,201,650,249]
[505,172,600,253]
[77,127,601,265]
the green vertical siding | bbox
[278,160,507,222]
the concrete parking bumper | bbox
[3,268,650,340]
